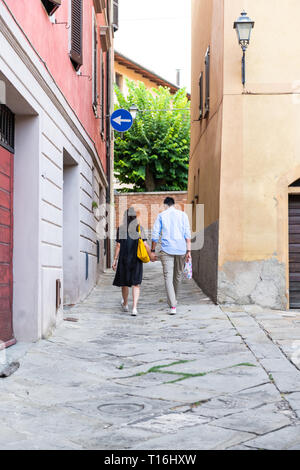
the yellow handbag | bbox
[137,225,150,263]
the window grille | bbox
[0,105,14,153]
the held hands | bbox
[112,259,118,271]
[150,252,157,262]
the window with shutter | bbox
[100,26,112,52]
[112,0,119,32]
[93,22,98,114]
[204,46,210,118]
[100,50,105,138]
[94,0,106,14]
[70,0,83,71]
[41,0,61,16]
[115,73,123,92]
[199,72,203,120]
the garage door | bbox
[289,194,300,309]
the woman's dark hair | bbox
[118,207,139,240]
[122,207,137,227]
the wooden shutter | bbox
[100,50,105,137]
[199,72,203,120]
[41,0,61,16]
[112,0,119,32]
[70,0,83,71]
[100,26,112,52]
[93,23,98,113]
[94,0,106,13]
[204,46,210,118]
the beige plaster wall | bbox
[214,0,300,308]
[218,0,300,306]
[188,0,224,229]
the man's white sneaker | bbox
[131,308,138,316]
[121,301,129,312]
[169,307,176,315]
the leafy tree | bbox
[114,80,190,192]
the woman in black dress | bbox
[112,207,152,316]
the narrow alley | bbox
[1,262,300,450]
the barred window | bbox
[0,105,14,153]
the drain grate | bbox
[97,403,144,416]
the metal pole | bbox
[242,48,246,87]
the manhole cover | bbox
[97,403,144,416]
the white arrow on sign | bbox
[112,115,132,126]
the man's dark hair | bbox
[164,197,175,207]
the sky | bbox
[114,0,191,92]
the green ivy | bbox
[114,80,190,192]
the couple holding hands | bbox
[113,197,192,317]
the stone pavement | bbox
[1,263,300,450]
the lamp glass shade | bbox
[129,105,138,120]
[236,23,253,42]
[234,12,254,45]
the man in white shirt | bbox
[151,197,191,315]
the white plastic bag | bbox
[183,259,192,280]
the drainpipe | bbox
[106,45,112,269]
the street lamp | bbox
[234,11,255,86]
[129,104,139,121]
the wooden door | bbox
[289,194,300,309]
[0,145,15,346]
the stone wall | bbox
[218,258,287,310]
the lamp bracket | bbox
[54,20,70,29]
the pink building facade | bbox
[0,0,117,344]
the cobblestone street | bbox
[1,263,300,450]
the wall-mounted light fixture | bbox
[129,104,139,121]
[234,11,255,86]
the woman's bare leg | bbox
[132,285,140,310]
[122,286,129,307]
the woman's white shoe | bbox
[131,308,138,316]
[121,301,129,312]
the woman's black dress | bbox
[113,225,147,287]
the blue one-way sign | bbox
[110,109,133,132]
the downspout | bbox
[106,45,112,268]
